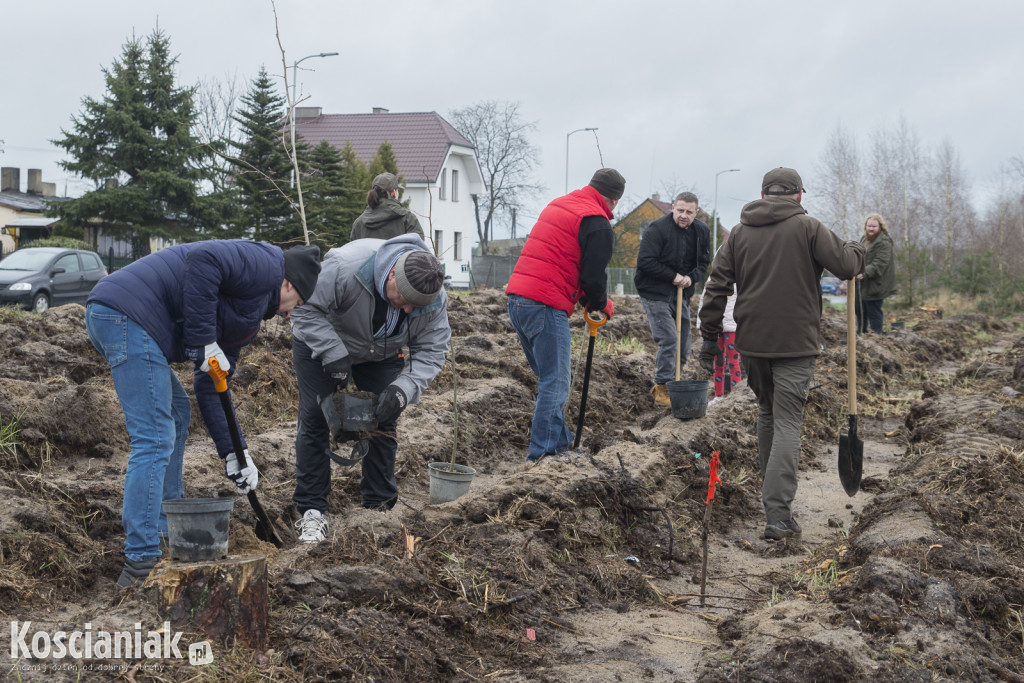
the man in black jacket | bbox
[634,192,711,406]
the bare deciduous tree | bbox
[448,100,542,255]
[194,72,242,193]
[929,139,972,283]
[811,124,861,240]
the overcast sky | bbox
[4,0,1022,241]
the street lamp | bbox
[291,52,339,105]
[712,168,740,255]
[289,52,338,187]
[565,127,597,194]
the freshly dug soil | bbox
[0,294,1022,682]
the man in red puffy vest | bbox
[506,168,624,461]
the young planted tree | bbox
[448,100,542,255]
[230,67,295,240]
[52,29,216,250]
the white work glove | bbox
[225,449,258,495]
[200,342,230,374]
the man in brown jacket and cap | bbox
[698,168,864,540]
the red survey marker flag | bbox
[706,450,722,504]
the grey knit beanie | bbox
[394,251,444,307]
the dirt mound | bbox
[1,296,1022,681]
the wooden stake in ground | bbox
[700,450,722,607]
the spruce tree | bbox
[301,141,353,251]
[52,29,214,251]
[230,67,295,240]
[369,140,407,204]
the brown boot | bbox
[652,383,671,407]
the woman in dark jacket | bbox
[351,172,425,241]
[855,213,897,333]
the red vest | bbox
[507,186,612,315]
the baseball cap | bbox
[761,168,805,195]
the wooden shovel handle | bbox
[847,280,857,415]
[675,287,683,382]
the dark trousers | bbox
[855,291,884,334]
[292,339,404,512]
[743,355,816,522]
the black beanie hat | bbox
[283,245,321,302]
[588,168,626,200]
[394,251,444,307]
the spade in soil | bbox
[838,279,863,496]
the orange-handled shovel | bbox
[208,359,284,547]
[573,308,608,449]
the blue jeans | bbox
[86,304,188,562]
[507,295,572,460]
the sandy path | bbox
[521,410,906,682]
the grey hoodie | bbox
[699,197,864,358]
[290,234,450,402]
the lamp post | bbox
[289,52,338,187]
[565,127,597,194]
[712,168,740,255]
[291,52,339,105]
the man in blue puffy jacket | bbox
[85,239,321,590]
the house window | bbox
[451,170,459,201]
[434,230,443,256]
[439,169,447,200]
[453,232,462,260]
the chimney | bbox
[372,107,389,114]
[28,169,43,194]
[42,182,57,197]
[1,167,19,193]
[651,193,660,202]
[295,106,322,119]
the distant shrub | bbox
[21,237,94,252]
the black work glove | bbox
[698,338,724,374]
[323,357,351,390]
[374,385,407,425]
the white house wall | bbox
[405,150,483,288]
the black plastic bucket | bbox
[162,497,234,562]
[667,380,709,420]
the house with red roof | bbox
[293,107,484,288]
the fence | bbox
[466,253,639,296]
[606,268,638,296]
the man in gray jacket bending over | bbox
[290,234,450,542]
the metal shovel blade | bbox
[838,414,863,497]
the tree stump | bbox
[146,554,268,649]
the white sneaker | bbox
[295,509,328,543]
